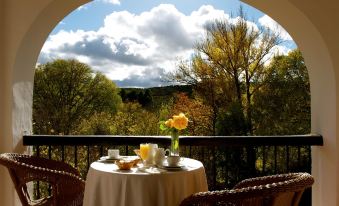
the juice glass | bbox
[140,143,149,162]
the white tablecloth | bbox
[83,157,208,206]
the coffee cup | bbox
[108,149,119,159]
[167,155,181,166]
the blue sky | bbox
[39,0,295,88]
[52,0,263,33]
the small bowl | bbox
[121,156,141,166]
[115,160,135,170]
[131,158,141,166]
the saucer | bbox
[158,163,185,171]
[99,156,121,162]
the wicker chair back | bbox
[180,172,314,206]
[0,153,85,206]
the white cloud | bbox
[261,45,291,66]
[188,5,230,30]
[100,0,121,5]
[38,4,293,88]
[271,45,291,55]
[258,15,292,41]
[77,5,88,11]
[39,4,228,85]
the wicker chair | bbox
[180,172,314,206]
[0,153,85,206]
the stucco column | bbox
[243,1,338,205]
[0,0,91,205]
[0,1,16,205]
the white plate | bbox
[99,156,121,161]
[158,163,185,171]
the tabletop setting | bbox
[83,113,209,206]
[97,144,192,172]
[84,144,208,206]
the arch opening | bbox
[2,0,336,206]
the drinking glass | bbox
[140,143,149,165]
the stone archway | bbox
[2,0,337,205]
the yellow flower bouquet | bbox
[160,113,188,156]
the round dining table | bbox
[83,157,208,206]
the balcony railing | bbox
[23,134,323,206]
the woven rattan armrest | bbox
[2,153,81,176]
[0,153,85,206]
[180,173,314,206]
[233,173,313,191]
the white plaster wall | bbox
[1,1,18,205]
[243,0,338,205]
[288,1,339,205]
[0,1,90,205]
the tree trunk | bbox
[245,69,253,135]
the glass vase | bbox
[170,130,179,156]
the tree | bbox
[119,89,127,102]
[33,59,122,135]
[170,8,281,135]
[75,112,115,135]
[138,89,153,107]
[252,49,310,135]
[126,90,138,102]
[172,56,231,135]
[169,8,281,177]
[111,102,159,135]
[172,93,214,135]
[216,102,248,135]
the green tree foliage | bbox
[158,102,173,121]
[138,89,153,107]
[126,90,138,102]
[120,89,153,108]
[170,8,280,135]
[252,49,310,135]
[216,102,248,135]
[33,59,122,135]
[119,89,127,101]
[111,102,159,135]
[172,93,214,136]
[76,112,115,135]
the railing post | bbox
[246,146,257,177]
[274,146,277,173]
[74,146,78,168]
[87,145,90,171]
[35,145,40,199]
[286,146,290,172]
[298,146,301,170]
[212,147,216,189]
[263,146,266,174]
[61,145,65,162]
[100,146,103,157]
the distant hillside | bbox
[120,85,193,97]
[148,85,193,97]
[119,85,193,109]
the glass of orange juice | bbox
[140,143,149,165]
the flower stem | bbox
[170,130,179,156]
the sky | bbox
[38,0,296,88]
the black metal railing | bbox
[23,134,323,205]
